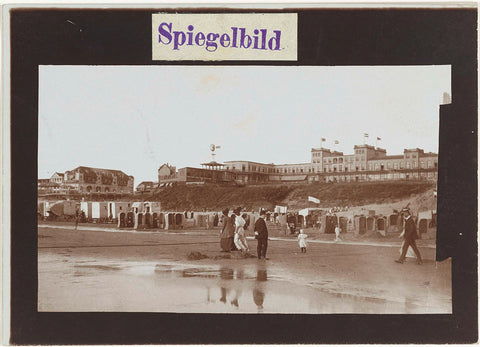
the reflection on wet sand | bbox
[253,268,267,312]
[220,287,228,304]
[253,288,265,312]
[151,261,450,313]
[217,268,261,310]
[39,253,451,313]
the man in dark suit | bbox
[254,210,269,260]
[395,209,423,265]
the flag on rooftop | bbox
[308,196,320,204]
[377,137,381,141]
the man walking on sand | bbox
[395,209,423,265]
[254,210,269,260]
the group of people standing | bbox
[219,207,423,265]
[219,208,269,260]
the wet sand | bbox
[38,226,451,313]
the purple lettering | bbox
[187,25,194,45]
[239,28,252,49]
[220,33,231,47]
[231,27,238,48]
[173,31,186,50]
[206,33,219,52]
[253,29,260,49]
[260,29,267,50]
[195,32,205,46]
[158,22,172,44]
[268,30,281,50]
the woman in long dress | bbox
[219,208,234,252]
[234,209,249,254]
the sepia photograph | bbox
[6,6,477,345]
[38,65,451,313]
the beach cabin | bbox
[354,215,367,235]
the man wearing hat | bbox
[395,209,423,265]
[254,210,269,260]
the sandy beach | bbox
[38,224,451,314]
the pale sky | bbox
[38,65,451,184]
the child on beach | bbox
[334,225,342,242]
[297,229,308,253]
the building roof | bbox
[420,152,438,157]
[138,181,154,186]
[70,166,133,178]
[354,144,376,149]
[158,163,176,175]
[311,147,332,152]
[311,148,344,156]
[224,160,275,166]
[201,161,225,167]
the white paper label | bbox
[152,13,297,61]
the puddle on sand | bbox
[147,263,436,314]
[39,257,451,314]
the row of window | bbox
[81,186,124,192]
[320,171,437,183]
[226,159,437,176]
[315,157,363,164]
[227,165,275,174]
[316,153,428,164]
[367,161,437,170]
[235,162,439,174]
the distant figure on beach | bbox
[213,213,219,227]
[396,209,423,265]
[80,211,86,223]
[219,208,234,252]
[297,229,308,253]
[234,208,249,255]
[74,210,79,230]
[334,225,342,242]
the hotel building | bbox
[156,144,438,185]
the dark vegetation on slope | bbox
[138,181,436,211]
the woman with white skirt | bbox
[233,208,249,255]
